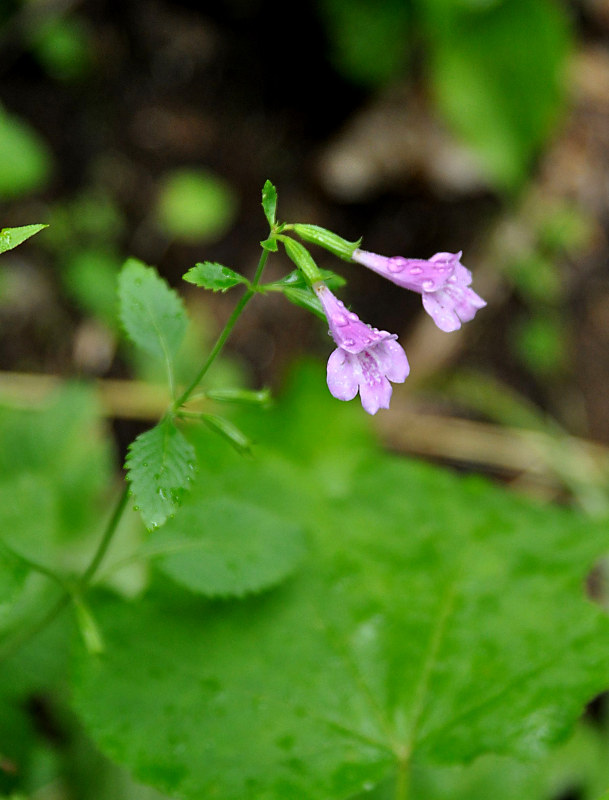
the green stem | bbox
[80,485,130,587]
[395,756,410,800]
[174,247,270,409]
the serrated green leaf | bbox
[125,419,196,530]
[182,262,248,292]
[72,366,609,800]
[261,180,277,227]
[0,224,47,254]
[118,259,188,389]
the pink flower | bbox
[352,249,486,333]
[314,282,409,415]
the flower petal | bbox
[422,291,461,332]
[353,248,462,293]
[359,374,392,415]
[375,339,410,383]
[326,348,359,401]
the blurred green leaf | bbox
[0,225,47,254]
[317,0,412,86]
[424,0,572,190]
[0,108,52,199]
[0,543,28,608]
[183,262,249,293]
[125,419,197,531]
[29,15,91,81]
[0,384,114,555]
[157,169,238,243]
[73,364,609,800]
[64,249,121,325]
[118,259,188,389]
[513,312,567,377]
[506,253,562,304]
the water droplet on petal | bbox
[388,262,404,274]
[347,312,359,322]
[422,279,435,291]
[342,338,355,348]
[410,266,423,275]
[332,313,348,326]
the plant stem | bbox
[174,247,270,410]
[80,485,130,587]
[395,756,410,800]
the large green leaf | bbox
[118,259,188,390]
[147,429,307,597]
[72,366,609,800]
[125,419,196,530]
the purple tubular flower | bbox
[314,282,409,415]
[352,249,486,333]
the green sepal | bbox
[280,237,324,285]
[261,180,278,227]
[260,236,278,252]
[291,223,361,261]
[0,224,48,254]
[183,262,249,292]
[201,414,252,454]
[204,387,272,406]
